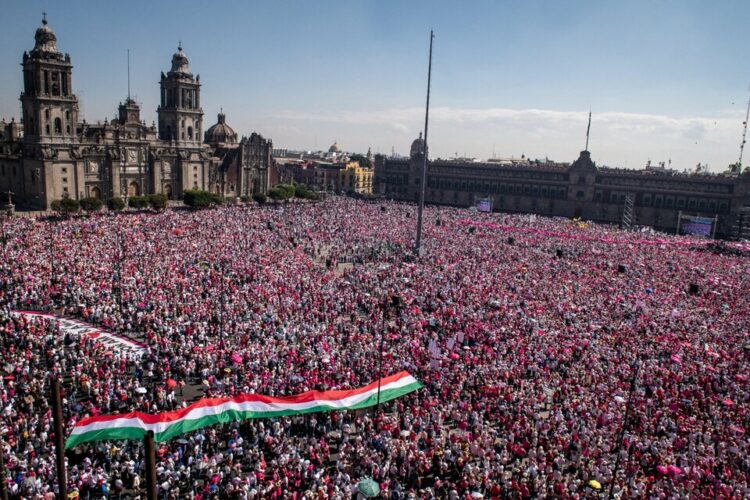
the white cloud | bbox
[271,106,746,171]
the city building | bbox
[375,133,750,237]
[339,161,373,194]
[0,16,274,209]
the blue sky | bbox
[1,0,749,170]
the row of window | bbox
[427,179,569,199]
[594,191,730,213]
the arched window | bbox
[90,186,101,199]
[127,182,140,197]
[45,109,50,121]
[54,117,62,134]
[188,126,193,140]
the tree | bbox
[128,196,148,209]
[148,193,168,210]
[267,187,284,201]
[50,197,80,216]
[183,189,223,208]
[252,192,267,204]
[275,184,296,200]
[294,184,319,200]
[108,197,126,211]
[79,197,103,213]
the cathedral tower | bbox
[20,14,79,144]
[157,44,203,145]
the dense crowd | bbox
[0,197,749,498]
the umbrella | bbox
[588,480,601,490]
[176,438,189,445]
[135,387,147,394]
[166,379,177,389]
[230,353,243,364]
[357,478,380,498]
[613,395,626,404]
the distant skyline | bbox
[1,0,749,171]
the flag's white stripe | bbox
[71,376,417,436]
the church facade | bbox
[375,134,750,238]
[0,16,273,209]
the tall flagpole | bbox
[585,110,592,151]
[414,30,434,256]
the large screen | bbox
[679,216,714,237]
[476,198,492,213]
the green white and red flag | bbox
[65,371,421,449]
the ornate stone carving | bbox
[40,146,57,160]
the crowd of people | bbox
[0,196,749,498]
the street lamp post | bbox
[608,359,641,499]
[376,295,402,415]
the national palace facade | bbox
[0,16,274,210]
[375,134,750,238]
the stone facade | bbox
[211,132,274,198]
[0,17,273,209]
[376,134,750,238]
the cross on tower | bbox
[42,12,47,25]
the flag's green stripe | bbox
[65,426,148,449]
[66,381,422,449]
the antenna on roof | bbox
[585,110,592,151]
[738,86,750,171]
[127,49,131,100]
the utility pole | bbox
[49,221,55,288]
[0,438,8,500]
[144,431,157,500]
[414,30,434,257]
[608,360,640,499]
[375,296,401,415]
[51,379,67,498]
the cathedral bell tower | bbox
[157,44,203,145]
[20,14,79,144]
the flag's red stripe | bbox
[75,371,412,426]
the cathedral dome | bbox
[204,112,238,146]
[34,15,59,53]
[170,44,191,75]
[328,141,341,153]
[410,132,425,158]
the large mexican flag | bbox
[66,371,421,449]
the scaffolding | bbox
[621,193,635,229]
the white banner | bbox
[12,310,146,358]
